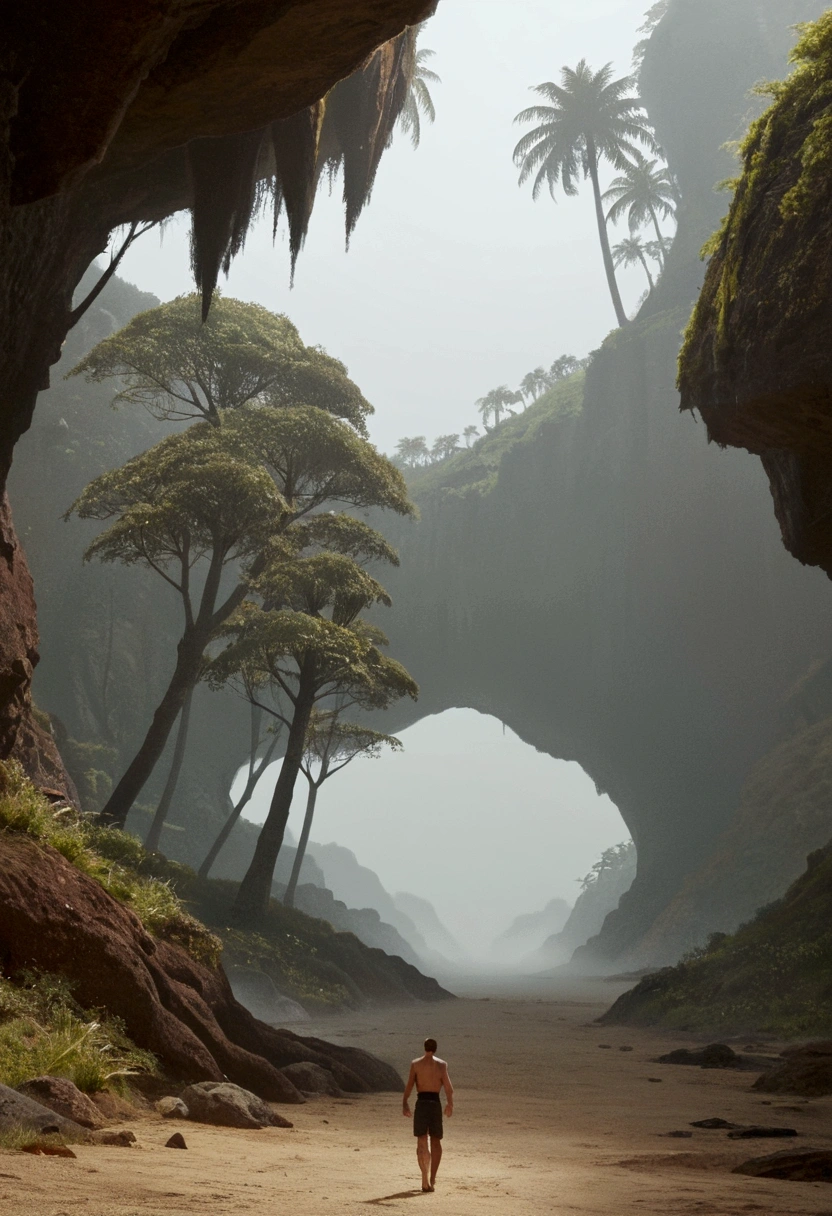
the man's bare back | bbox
[402,1039,454,1193]
[411,1054,450,1095]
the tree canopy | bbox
[398,44,441,148]
[207,534,417,921]
[70,294,372,435]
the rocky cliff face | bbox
[368,0,832,967]
[14,0,832,976]
[678,11,832,575]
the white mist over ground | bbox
[235,709,627,957]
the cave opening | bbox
[232,707,632,967]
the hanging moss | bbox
[188,127,265,320]
[189,26,418,314]
[270,100,326,278]
[679,13,832,397]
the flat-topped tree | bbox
[207,519,417,922]
[69,405,413,830]
[69,294,371,435]
[285,710,402,909]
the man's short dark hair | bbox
[424,1038,437,1053]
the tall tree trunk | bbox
[586,140,628,328]
[283,774,322,909]
[648,203,665,264]
[144,684,194,853]
[637,252,655,292]
[99,630,205,828]
[197,710,280,879]
[233,664,316,922]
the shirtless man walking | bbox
[402,1038,454,1193]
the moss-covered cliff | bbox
[679,12,832,574]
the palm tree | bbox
[431,434,461,462]
[463,424,479,447]
[521,368,548,402]
[395,435,430,467]
[603,152,677,261]
[612,234,655,293]
[398,42,441,148]
[549,354,581,383]
[513,61,657,328]
[476,386,519,430]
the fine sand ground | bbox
[4,976,832,1216]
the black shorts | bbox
[413,1097,443,1139]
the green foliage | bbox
[513,61,656,200]
[69,293,372,435]
[607,839,832,1037]
[577,840,635,892]
[60,739,118,813]
[405,370,585,501]
[0,762,221,968]
[0,971,157,1092]
[224,403,414,520]
[398,41,440,149]
[679,11,832,374]
[68,422,285,574]
[603,153,677,234]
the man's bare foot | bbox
[422,1184,434,1192]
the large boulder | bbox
[0,1083,83,1135]
[17,1076,105,1129]
[180,1082,294,1129]
[753,1041,832,1097]
[280,1062,344,1096]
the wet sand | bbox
[3,977,832,1215]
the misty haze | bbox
[3,0,832,1212]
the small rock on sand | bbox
[165,1132,187,1149]
[90,1130,136,1146]
[156,1097,189,1119]
[21,1142,76,1157]
[727,1126,798,1139]
[690,1118,741,1129]
[733,1149,832,1180]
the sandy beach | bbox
[3,978,832,1216]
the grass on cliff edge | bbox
[0,759,221,968]
[0,761,397,1015]
[602,841,832,1039]
[404,370,584,501]
[0,970,156,1093]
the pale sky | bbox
[117,0,658,454]
[237,710,625,957]
[116,0,650,952]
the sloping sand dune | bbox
[3,978,832,1215]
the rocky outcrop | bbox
[0,1083,83,1135]
[0,833,402,1099]
[17,1077,105,1130]
[600,841,832,1037]
[180,1081,293,1129]
[678,11,832,574]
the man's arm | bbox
[442,1064,454,1116]
[402,1063,416,1116]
